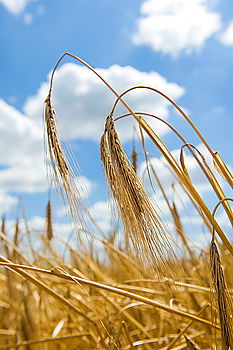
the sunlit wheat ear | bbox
[13,218,19,247]
[210,239,233,350]
[44,93,87,229]
[100,113,176,272]
[45,93,69,177]
[46,200,53,241]
[131,148,137,173]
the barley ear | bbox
[46,199,53,241]
[131,148,137,173]
[44,93,88,231]
[210,239,233,349]
[209,198,233,349]
[44,93,69,179]
[100,113,176,272]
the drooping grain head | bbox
[46,200,53,241]
[44,94,69,179]
[131,148,137,174]
[44,93,88,232]
[13,218,19,248]
[210,240,233,350]
[100,113,177,275]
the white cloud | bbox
[0,191,18,213]
[56,176,95,218]
[0,0,34,15]
[74,176,94,199]
[58,200,114,233]
[0,99,46,195]
[20,215,112,256]
[24,63,184,142]
[219,21,233,46]
[0,163,45,193]
[4,215,75,255]
[89,201,113,232]
[0,99,42,166]
[133,0,221,57]
[0,98,95,212]
[27,215,73,236]
[23,12,33,24]
[182,210,232,229]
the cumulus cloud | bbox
[219,21,233,46]
[133,0,221,57]
[0,191,18,213]
[0,99,46,196]
[0,0,34,15]
[57,200,113,233]
[56,176,95,218]
[4,215,75,256]
[26,215,73,236]
[89,201,113,232]
[0,162,46,193]
[24,63,184,142]
[0,97,96,211]
[0,98,45,211]
[0,63,184,213]
[0,99,42,166]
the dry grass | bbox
[0,53,232,349]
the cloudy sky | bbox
[0,0,232,240]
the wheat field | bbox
[0,53,233,349]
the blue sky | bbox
[0,0,232,242]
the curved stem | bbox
[212,198,233,242]
[181,144,233,227]
[47,54,233,255]
[0,260,220,329]
[111,85,214,155]
[48,52,136,122]
[116,113,233,231]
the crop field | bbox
[0,53,233,350]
